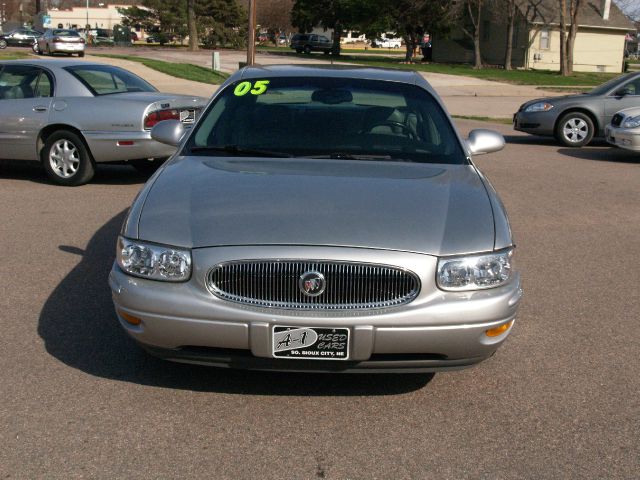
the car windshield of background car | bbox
[189,77,466,164]
[589,74,632,96]
[64,65,157,96]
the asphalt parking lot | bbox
[1,120,638,479]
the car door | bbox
[0,65,54,160]
[603,77,640,124]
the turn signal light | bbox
[485,320,514,337]
[119,310,142,326]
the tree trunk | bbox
[467,0,483,69]
[504,1,515,70]
[565,0,581,75]
[187,0,199,52]
[333,20,342,56]
[559,0,568,75]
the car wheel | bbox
[46,44,52,56]
[0,39,6,49]
[32,42,39,53]
[42,131,95,186]
[555,112,594,147]
[304,45,311,54]
[78,51,85,57]
[130,158,165,174]
[295,48,302,53]
[323,50,330,55]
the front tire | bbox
[0,39,7,49]
[78,51,85,57]
[42,130,95,186]
[555,112,594,147]
[304,45,311,54]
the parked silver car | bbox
[514,72,640,147]
[110,65,522,373]
[605,107,640,151]
[35,29,86,57]
[0,60,207,185]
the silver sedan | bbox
[110,65,522,373]
[0,60,207,185]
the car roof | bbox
[237,64,423,85]
[0,60,113,69]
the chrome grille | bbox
[611,113,624,127]
[208,260,420,310]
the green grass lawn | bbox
[335,54,621,86]
[91,54,229,84]
[260,49,619,86]
[0,50,32,60]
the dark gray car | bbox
[513,72,640,147]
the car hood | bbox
[520,93,593,110]
[137,157,497,256]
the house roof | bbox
[517,0,634,31]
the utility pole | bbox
[247,0,256,65]
[86,0,90,29]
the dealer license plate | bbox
[272,326,350,360]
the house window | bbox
[539,29,550,50]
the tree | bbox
[119,0,246,48]
[497,0,517,70]
[198,0,247,49]
[258,0,294,44]
[187,0,198,50]
[559,0,583,75]
[453,0,484,69]
[291,0,456,56]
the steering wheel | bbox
[361,121,416,139]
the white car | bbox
[35,28,85,57]
[373,38,402,49]
[605,107,640,151]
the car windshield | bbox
[188,76,466,164]
[589,74,630,95]
[64,65,157,96]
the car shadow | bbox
[38,210,433,396]
[0,160,152,186]
[558,147,640,164]
[503,134,559,146]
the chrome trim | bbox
[207,260,421,310]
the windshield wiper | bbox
[190,145,292,157]
[304,152,395,161]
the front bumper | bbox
[109,246,523,373]
[605,125,640,151]
[513,110,556,136]
[83,130,177,162]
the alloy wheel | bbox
[49,139,80,178]
[562,118,588,143]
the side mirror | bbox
[466,129,505,156]
[150,119,185,147]
[615,85,634,97]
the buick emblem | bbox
[298,271,326,297]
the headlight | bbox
[622,115,640,129]
[437,249,513,291]
[524,102,554,113]
[116,236,191,282]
